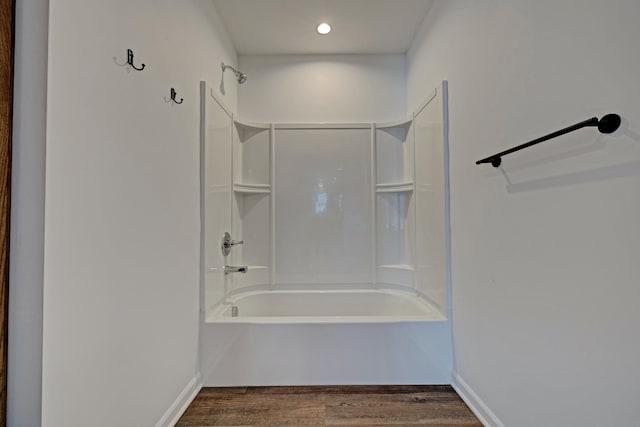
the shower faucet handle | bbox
[221,232,243,256]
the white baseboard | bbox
[451,372,504,427]
[155,373,202,427]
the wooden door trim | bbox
[0,0,15,424]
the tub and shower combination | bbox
[199,81,452,386]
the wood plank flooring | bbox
[176,386,482,426]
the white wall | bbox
[408,1,640,426]
[9,0,49,425]
[274,128,373,284]
[42,1,236,426]
[238,54,406,123]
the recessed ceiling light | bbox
[317,23,331,35]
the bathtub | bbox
[207,287,443,322]
[199,284,453,386]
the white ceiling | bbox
[212,0,434,55]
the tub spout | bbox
[224,265,248,275]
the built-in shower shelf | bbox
[377,264,414,271]
[376,118,413,141]
[234,184,271,194]
[375,182,414,193]
[376,117,413,129]
[234,118,270,130]
[376,118,413,129]
[234,119,270,147]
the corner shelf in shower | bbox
[233,118,270,131]
[233,183,271,194]
[375,116,416,288]
[375,118,413,140]
[233,117,271,190]
[375,118,414,187]
[377,264,414,271]
[375,182,414,193]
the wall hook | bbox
[126,49,145,71]
[165,88,183,104]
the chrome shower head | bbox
[222,62,248,84]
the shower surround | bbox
[199,81,451,385]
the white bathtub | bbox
[207,287,444,322]
[199,285,453,386]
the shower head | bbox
[222,62,248,84]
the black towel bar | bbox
[476,114,621,167]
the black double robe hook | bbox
[166,88,183,104]
[126,49,145,71]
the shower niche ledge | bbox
[375,118,414,186]
[376,182,414,193]
[233,183,271,194]
[233,118,271,188]
[375,117,416,288]
[230,116,273,291]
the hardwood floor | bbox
[176,386,482,426]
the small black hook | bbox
[127,49,145,71]
[167,88,183,104]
